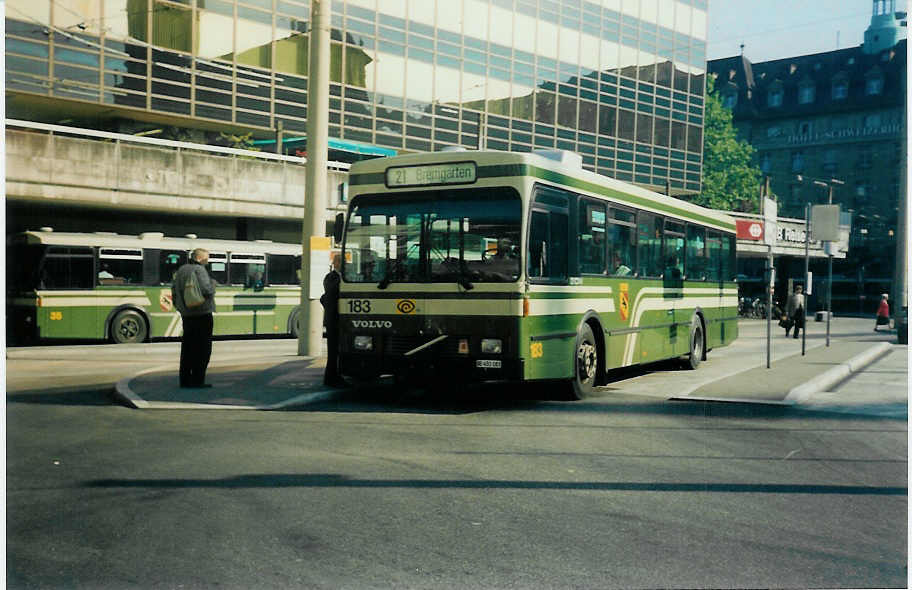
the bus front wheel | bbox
[570,323,598,400]
[111,309,148,344]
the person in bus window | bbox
[610,253,631,276]
[485,237,519,280]
[98,264,114,280]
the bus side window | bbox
[159,250,187,285]
[267,254,298,285]
[607,207,635,276]
[705,231,721,282]
[721,234,736,281]
[686,225,707,281]
[528,211,548,278]
[528,209,568,281]
[636,212,663,277]
[41,247,94,289]
[578,201,606,274]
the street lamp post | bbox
[813,179,844,347]
[796,175,843,352]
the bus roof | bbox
[13,230,303,255]
[349,150,736,233]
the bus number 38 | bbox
[348,300,371,313]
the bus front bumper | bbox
[340,353,524,384]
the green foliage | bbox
[696,76,763,212]
[218,131,260,151]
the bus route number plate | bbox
[386,162,477,187]
[476,359,502,369]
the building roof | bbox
[707,39,906,121]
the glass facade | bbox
[6,0,708,192]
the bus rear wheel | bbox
[569,323,598,400]
[289,308,301,338]
[111,309,148,344]
[685,320,704,370]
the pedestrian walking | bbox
[320,253,344,387]
[874,293,890,331]
[172,248,216,388]
[785,284,806,340]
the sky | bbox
[706,0,908,62]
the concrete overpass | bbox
[5,120,350,242]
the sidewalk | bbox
[114,320,907,412]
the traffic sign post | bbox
[763,197,777,369]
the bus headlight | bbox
[353,335,374,351]
[480,338,502,354]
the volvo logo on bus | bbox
[396,299,417,314]
[351,320,392,329]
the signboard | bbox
[736,219,764,241]
[811,205,841,242]
[309,236,332,300]
[386,162,477,187]
[763,197,778,247]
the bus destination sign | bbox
[386,162,477,187]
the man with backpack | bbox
[172,248,217,388]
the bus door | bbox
[663,221,686,355]
[38,246,96,338]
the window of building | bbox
[722,92,737,109]
[791,150,804,172]
[856,182,867,197]
[798,83,816,104]
[863,113,882,128]
[798,121,813,135]
[832,79,848,100]
[759,153,771,173]
[866,76,884,95]
[767,125,781,138]
[767,87,783,107]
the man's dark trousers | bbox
[180,314,213,386]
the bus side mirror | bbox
[333,213,344,244]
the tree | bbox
[695,75,763,212]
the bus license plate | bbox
[476,359,502,369]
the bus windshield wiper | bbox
[377,257,401,289]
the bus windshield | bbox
[344,187,521,284]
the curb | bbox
[784,342,893,404]
[114,362,337,410]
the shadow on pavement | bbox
[7,386,116,406]
[82,472,906,495]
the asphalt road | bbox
[5,335,908,589]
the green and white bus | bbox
[7,229,306,344]
[335,149,738,398]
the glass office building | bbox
[6,0,708,193]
